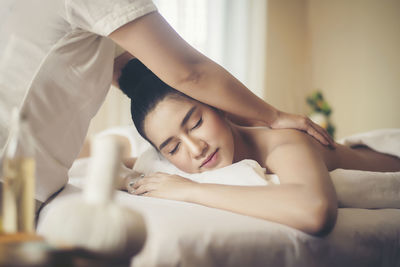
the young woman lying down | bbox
[117,59,400,236]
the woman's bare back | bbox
[291,131,400,173]
[240,127,400,173]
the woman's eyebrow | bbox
[159,105,197,151]
[181,106,197,127]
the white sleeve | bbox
[65,0,157,36]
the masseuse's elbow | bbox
[170,60,209,92]
[307,200,338,236]
[174,68,203,92]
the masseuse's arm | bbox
[109,11,334,147]
[133,131,338,236]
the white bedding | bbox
[37,128,400,267]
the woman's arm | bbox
[189,183,335,236]
[132,130,337,236]
[109,12,334,147]
[192,130,338,235]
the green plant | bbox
[306,91,335,138]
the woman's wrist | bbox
[185,182,204,203]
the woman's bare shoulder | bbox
[241,128,314,170]
[238,126,324,170]
[262,128,312,152]
[263,128,341,171]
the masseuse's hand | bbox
[270,110,336,148]
[129,172,197,202]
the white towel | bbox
[338,128,400,158]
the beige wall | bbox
[265,0,400,139]
[307,0,400,138]
[265,0,311,116]
[86,86,132,138]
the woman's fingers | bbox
[131,176,146,189]
[127,175,162,195]
[133,183,153,195]
[126,172,185,196]
[130,178,156,194]
[123,174,144,193]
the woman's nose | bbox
[183,136,207,158]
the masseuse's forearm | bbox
[174,60,279,125]
[113,52,278,125]
[109,12,278,126]
[189,183,335,236]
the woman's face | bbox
[144,96,235,173]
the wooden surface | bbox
[0,233,131,267]
[0,233,44,243]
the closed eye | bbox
[169,142,180,155]
[191,117,203,131]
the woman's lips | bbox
[200,149,219,169]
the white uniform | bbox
[0,0,157,202]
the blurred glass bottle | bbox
[1,107,35,234]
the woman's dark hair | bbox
[118,58,189,146]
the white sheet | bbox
[37,128,400,267]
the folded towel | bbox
[338,128,400,158]
[133,129,400,209]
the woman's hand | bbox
[116,163,143,191]
[270,111,336,148]
[129,172,197,202]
